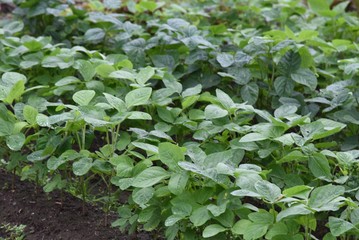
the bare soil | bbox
[0,169,155,240]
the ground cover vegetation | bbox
[0,0,359,239]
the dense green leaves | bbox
[1,0,358,239]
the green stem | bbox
[82,124,86,150]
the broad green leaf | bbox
[190,206,211,227]
[168,172,189,195]
[254,180,282,203]
[239,133,267,142]
[55,76,80,86]
[132,187,154,207]
[277,204,312,222]
[137,66,155,85]
[23,105,38,125]
[6,133,25,151]
[274,76,294,96]
[283,185,312,199]
[132,142,158,154]
[265,222,288,239]
[114,155,133,177]
[165,215,184,227]
[132,167,170,188]
[216,89,235,110]
[308,184,345,211]
[244,223,268,240]
[43,174,65,193]
[291,68,317,91]
[232,219,251,235]
[248,211,274,225]
[5,80,25,104]
[182,84,202,98]
[27,150,49,162]
[241,82,259,105]
[217,53,234,68]
[127,111,152,120]
[277,150,307,164]
[207,203,227,217]
[125,87,152,108]
[77,60,96,81]
[109,70,135,80]
[84,28,106,44]
[96,64,116,78]
[73,157,93,176]
[328,217,355,237]
[277,50,301,76]
[159,142,184,171]
[73,90,96,106]
[202,224,226,238]
[274,104,298,118]
[204,104,228,119]
[308,0,336,17]
[308,153,332,180]
[103,93,126,113]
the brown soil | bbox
[0,169,154,240]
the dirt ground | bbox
[0,169,154,240]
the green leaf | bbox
[84,28,106,44]
[43,174,65,193]
[239,133,267,142]
[165,215,184,227]
[132,142,158,154]
[77,60,96,81]
[277,50,301,76]
[328,217,355,237]
[283,185,312,199]
[103,93,126,113]
[204,104,228,119]
[55,76,81,86]
[125,87,152,108]
[308,0,336,17]
[132,187,154,207]
[96,64,116,78]
[248,211,274,225]
[265,222,288,239]
[114,155,133,177]
[274,76,294,96]
[232,219,251,235]
[23,105,38,125]
[241,82,259,105]
[137,66,155,85]
[159,142,184,171]
[73,157,93,176]
[190,206,211,227]
[308,184,345,211]
[217,53,234,68]
[128,111,152,120]
[308,153,332,180]
[132,167,170,188]
[168,172,189,195]
[216,89,235,110]
[6,133,25,151]
[5,80,25,104]
[254,180,282,203]
[27,150,49,162]
[291,68,317,91]
[109,70,135,81]
[202,224,226,238]
[301,119,346,141]
[276,204,312,222]
[73,90,96,106]
[244,223,268,240]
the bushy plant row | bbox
[0,0,359,239]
